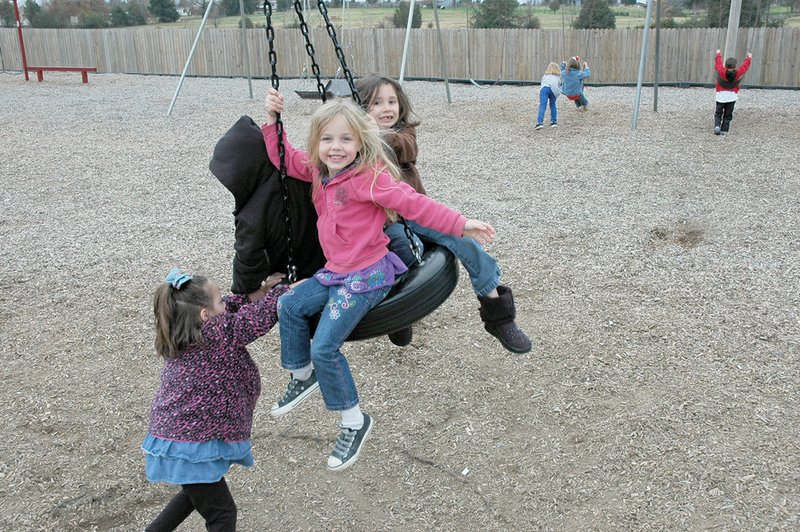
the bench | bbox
[26,66,97,84]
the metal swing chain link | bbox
[292,0,328,102]
[316,0,360,105]
[263,0,298,283]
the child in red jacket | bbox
[713,49,752,136]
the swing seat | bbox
[294,79,353,101]
[347,244,459,341]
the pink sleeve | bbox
[261,123,313,183]
[365,171,467,237]
[207,284,289,347]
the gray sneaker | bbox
[269,370,319,418]
[714,126,721,135]
[534,123,544,130]
[326,414,374,471]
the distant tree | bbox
[127,1,148,24]
[472,0,518,28]
[392,1,421,28]
[110,5,130,25]
[0,0,15,28]
[517,12,540,28]
[573,0,615,28]
[149,0,179,22]
[220,0,258,16]
[81,10,107,27]
[549,0,561,13]
[706,0,775,27]
[276,0,292,10]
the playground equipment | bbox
[12,0,97,84]
[250,0,461,341]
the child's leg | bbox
[384,221,424,268]
[408,221,500,297]
[714,102,725,129]
[721,101,735,132]
[145,489,195,532]
[311,285,388,413]
[278,278,329,371]
[579,93,589,108]
[182,478,237,532]
[407,221,530,353]
[549,91,558,123]
[536,87,550,125]
[270,278,329,416]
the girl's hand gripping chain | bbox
[265,87,286,125]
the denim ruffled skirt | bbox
[142,433,254,484]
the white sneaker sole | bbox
[326,418,374,472]
[269,382,320,418]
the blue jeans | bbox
[278,277,389,411]
[384,221,501,297]
[570,93,588,107]
[537,86,557,124]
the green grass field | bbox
[150,4,800,31]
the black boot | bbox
[478,286,531,354]
[388,326,413,347]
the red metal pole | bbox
[13,0,30,80]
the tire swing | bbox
[262,0,460,342]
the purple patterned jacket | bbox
[147,285,287,442]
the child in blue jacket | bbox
[561,56,591,111]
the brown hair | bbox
[724,57,738,69]
[355,74,420,129]
[153,275,211,358]
[567,56,581,71]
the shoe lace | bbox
[331,427,357,460]
[281,378,300,402]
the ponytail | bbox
[153,274,210,358]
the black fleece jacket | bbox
[209,115,325,293]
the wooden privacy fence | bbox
[1,27,798,87]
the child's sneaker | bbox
[550,122,558,127]
[269,370,319,418]
[534,123,544,130]
[326,414,374,471]
[714,126,721,135]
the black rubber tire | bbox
[346,245,459,341]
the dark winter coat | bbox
[209,115,325,294]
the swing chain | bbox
[401,218,422,265]
[315,0,360,105]
[292,0,328,102]
[263,0,298,283]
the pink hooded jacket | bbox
[262,123,467,273]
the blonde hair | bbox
[306,98,404,222]
[545,62,560,76]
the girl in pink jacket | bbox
[262,88,495,471]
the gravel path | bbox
[1,72,799,530]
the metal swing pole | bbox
[632,0,653,131]
[431,0,451,103]
[399,0,416,83]
[167,0,216,116]
[239,0,253,99]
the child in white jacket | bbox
[536,62,562,129]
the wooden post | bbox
[724,0,742,60]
